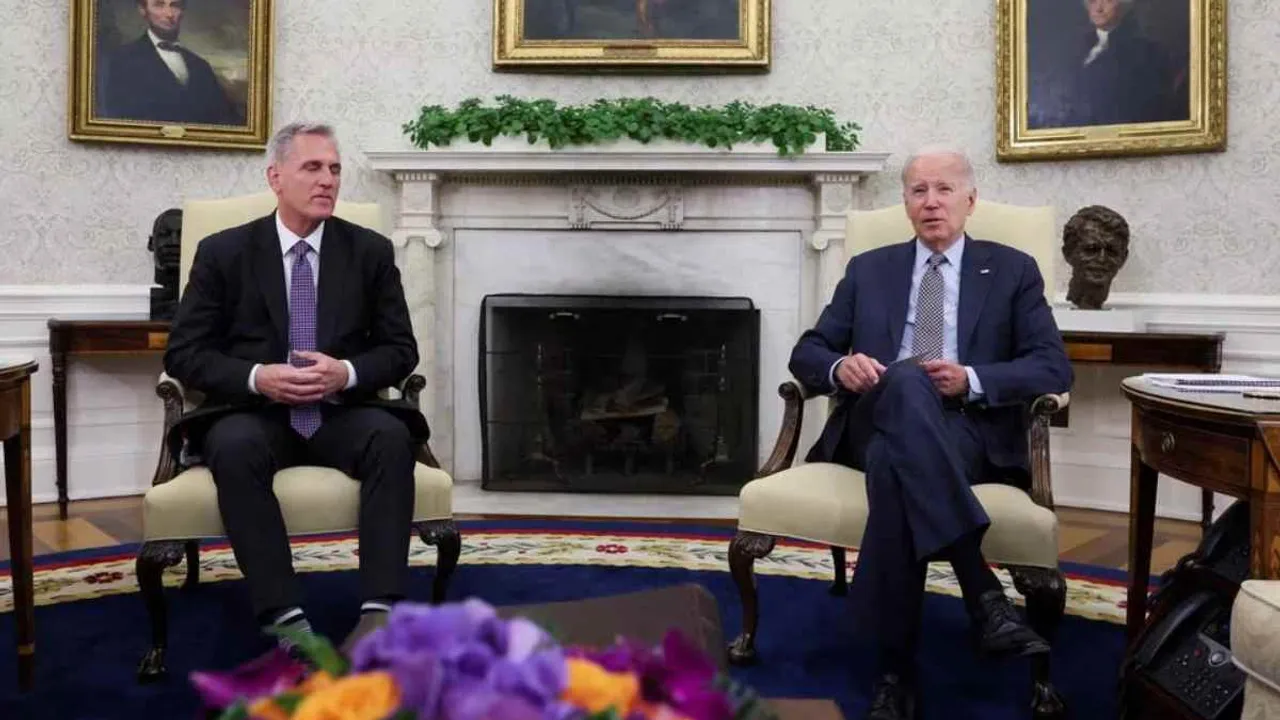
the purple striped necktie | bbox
[288,240,321,438]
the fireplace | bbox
[479,294,760,494]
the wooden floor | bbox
[0,497,1203,574]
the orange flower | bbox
[290,671,400,720]
[247,671,339,720]
[561,657,641,714]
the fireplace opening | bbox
[479,294,759,494]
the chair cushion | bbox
[143,463,453,541]
[1232,580,1280,708]
[736,462,1059,569]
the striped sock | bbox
[265,607,313,649]
[360,599,394,615]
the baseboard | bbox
[0,285,1273,518]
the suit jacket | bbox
[163,213,427,459]
[99,35,243,126]
[789,237,1073,486]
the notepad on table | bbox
[1143,373,1280,394]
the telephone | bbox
[1123,500,1251,720]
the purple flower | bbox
[189,648,308,711]
[350,598,570,719]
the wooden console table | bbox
[1121,376,1280,644]
[46,319,169,520]
[1,358,38,691]
[1063,330,1225,530]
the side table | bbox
[1,358,38,691]
[46,319,170,520]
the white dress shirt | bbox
[148,29,189,85]
[1083,28,1110,66]
[246,213,357,394]
[828,235,985,401]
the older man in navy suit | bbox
[789,146,1073,719]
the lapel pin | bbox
[979,268,991,275]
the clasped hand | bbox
[256,351,348,405]
[835,353,969,397]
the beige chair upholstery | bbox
[136,191,458,683]
[1233,580,1280,718]
[726,199,1071,718]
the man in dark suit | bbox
[789,146,1073,719]
[164,122,425,649]
[99,0,243,125]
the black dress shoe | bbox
[867,673,917,720]
[971,589,1050,658]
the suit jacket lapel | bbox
[315,221,348,351]
[251,218,289,351]
[886,241,915,355]
[957,237,993,362]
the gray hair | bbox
[266,122,339,168]
[900,143,978,190]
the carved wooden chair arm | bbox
[1026,391,1070,510]
[756,381,816,477]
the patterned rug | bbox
[1,519,1130,624]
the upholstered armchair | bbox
[135,191,460,682]
[726,201,1071,719]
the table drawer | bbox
[1138,412,1250,488]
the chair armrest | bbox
[397,374,427,410]
[756,381,811,477]
[1026,391,1068,510]
[151,373,190,487]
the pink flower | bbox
[189,648,309,711]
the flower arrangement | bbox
[192,598,778,720]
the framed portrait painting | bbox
[493,0,770,71]
[69,0,273,150]
[996,0,1226,161]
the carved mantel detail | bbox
[569,184,684,230]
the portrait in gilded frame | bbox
[69,0,273,150]
[997,0,1225,161]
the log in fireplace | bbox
[479,294,759,494]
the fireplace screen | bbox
[479,294,759,494]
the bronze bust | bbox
[1062,205,1129,310]
[147,208,183,320]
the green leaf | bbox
[217,701,249,720]
[265,625,348,676]
[402,96,860,156]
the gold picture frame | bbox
[493,0,770,71]
[996,0,1225,162]
[69,0,273,150]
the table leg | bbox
[1201,489,1213,532]
[1126,446,1159,644]
[4,381,35,691]
[50,349,67,521]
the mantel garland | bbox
[403,95,861,156]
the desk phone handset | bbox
[1127,500,1251,720]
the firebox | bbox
[479,294,760,494]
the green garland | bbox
[402,95,860,156]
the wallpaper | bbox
[2,0,1278,292]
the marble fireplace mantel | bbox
[364,144,890,487]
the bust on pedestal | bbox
[1055,204,1141,333]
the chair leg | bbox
[414,520,461,604]
[1010,566,1068,720]
[182,540,200,589]
[136,540,186,683]
[726,530,777,666]
[830,546,848,596]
